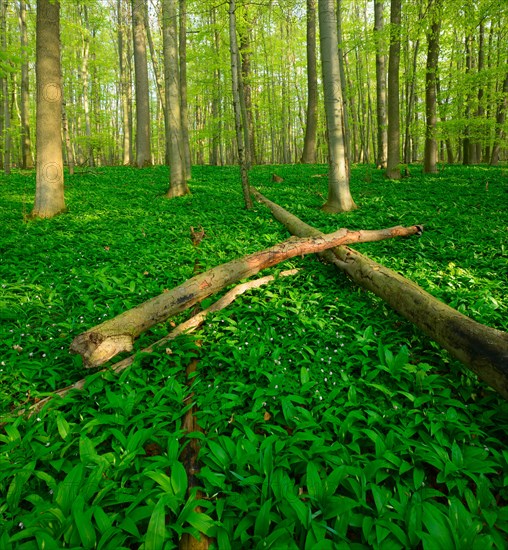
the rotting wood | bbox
[70,224,422,367]
[251,187,508,400]
[21,270,299,417]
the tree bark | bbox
[490,70,508,166]
[163,0,189,198]
[301,0,318,164]
[19,0,33,169]
[32,0,66,219]
[423,2,441,174]
[70,223,421,367]
[228,0,252,209]
[179,0,192,179]
[374,0,387,169]
[318,0,356,212]
[131,0,152,167]
[385,0,401,179]
[118,0,133,165]
[252,189,508,400]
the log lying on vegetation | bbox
[252,188,508,400]
[24,270,299,416]
[70,224,422,367]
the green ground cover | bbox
[0,164,507,549]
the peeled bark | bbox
[252,189,508,400]
[70,225,421,367]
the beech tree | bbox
[32,0,66,219]
[386,0,402,179]
[300,0,318,164]
[163,0,189,198]
[423,0,441,174]
[131,0,152,167]
[318,0,357,213]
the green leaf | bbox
[186,511,215,535]
[421,502,456,549]
[145,497,166,550]
[72,495,96,549]
[300,366,310,385]
[56,412,70,440]
[306,461,322,501]
[7,461,36,509]
[254,499,272,538]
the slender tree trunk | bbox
[210,7,221,166]
[163,0,189,197]
[423,2,441,174]
[228,0,252,209]
[19,0,33,169]
[301,0,318,164]
[385,0,401,179]
[462,34,472,165]
[118,0,133,165]
[403,37,420,165]
[179,0,192,178]
[239,27,253,167]
[62,98,75,175]
[80,6,94,167]
[131,0,152,167]
[318,0,356,212]
[32,0,65,218]
[474,22,485,163]
[374,0,387,169]
[336,0,351,173]
[0,0,9,174]
[490,71,508,166]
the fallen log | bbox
[251,188,508,400]
[21,270,299,417]
[70,224,422,367]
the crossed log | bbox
[64,190,508,399]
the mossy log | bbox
[252,188,508,400]
[70,224,422,367]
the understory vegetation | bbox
[1,164,507,549]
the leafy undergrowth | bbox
[0,163,507,549]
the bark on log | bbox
[70,225,422,367]
[23,270,299,416]
[252,188,508,400]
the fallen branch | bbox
[22,270,299,417]
[71,224,422,367]
[252,187,508,400]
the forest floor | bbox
[0,163,507,548]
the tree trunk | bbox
[61,99,75,175]
[179,0,192,179]
[385,0,401,179]
[163,0,189,198]
[374,0,387,169]
[490,71,508,166]
[318,0,356,212]
[70,223,421,367]
[80,6,94,167]
[252,189,508,400]
[118,0,133,165]
[32,0,66,219]
[300,0,318,164]
[19,0,33,169]
[423,4,441,174]
[131,0,152,167]
[228,0,252,209]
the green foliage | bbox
[0,164,507,548]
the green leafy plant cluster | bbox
[0,164,507,548]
